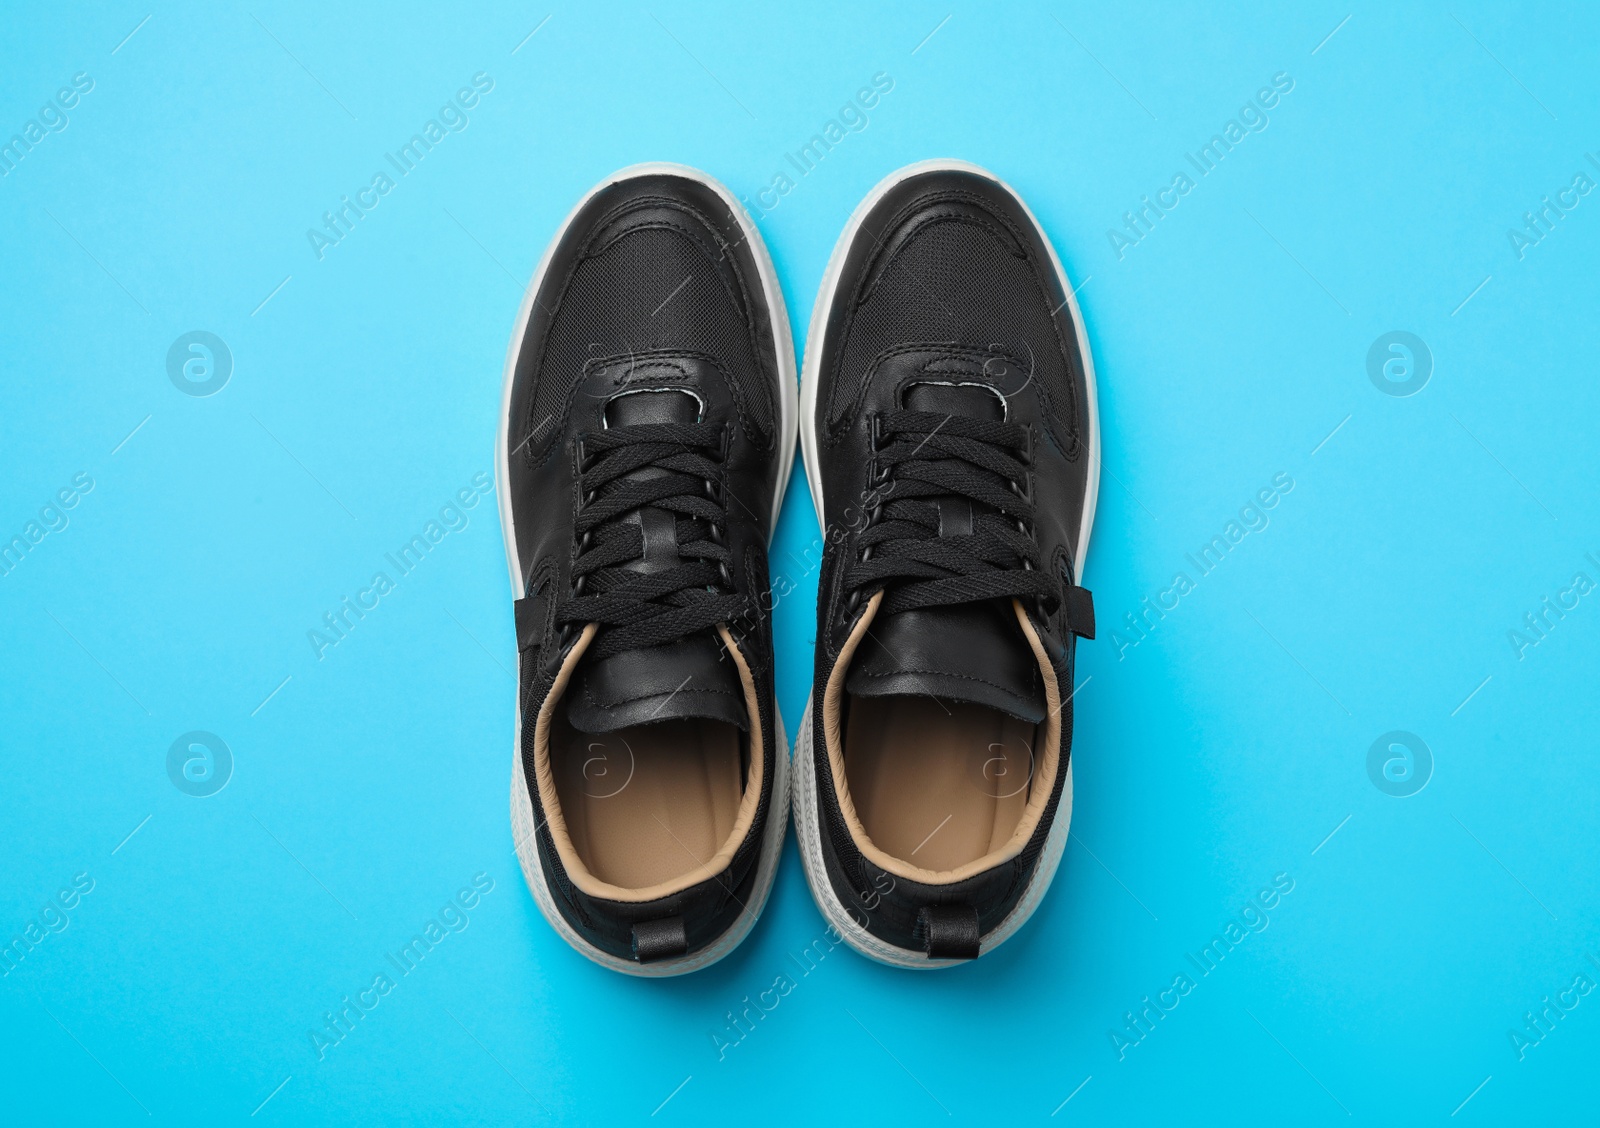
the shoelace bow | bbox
[846,409,1062,616]
[555,422,745,660]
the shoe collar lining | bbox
[822,592,1062,886]
[532,623,766,904]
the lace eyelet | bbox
[544,622,576,673]
[575,434,598,473]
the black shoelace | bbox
[846,410,1061,616]
[555,422,745,660]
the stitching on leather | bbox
[594,354,695,388]
[592,347,739,428]
[859,188,1024,277]
[896,347,1029,408]
[582,684,743,709]
[520,187,776,463]
[611,349,754,456]
[581,193,774,451]
[532,348,751,472]
[819,185,1083,454]
[835,343,1026,431]
[584,194,730,287]
[850,664,1038,698]
[935,189,1082,456]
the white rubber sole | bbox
[792,159,1100,968]
[496,162,799,976]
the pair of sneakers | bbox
[497,160,1098,974]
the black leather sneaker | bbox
[793,160,1099,967]
[497,164,796,975]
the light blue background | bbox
[3,2,1597,1123]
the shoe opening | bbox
[533,625,765,903]
[824,593,1062,885]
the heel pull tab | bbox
[916,904,980,960]
[631,916,688,963]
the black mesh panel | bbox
[826,214,1078,451]
[526,225,773,462]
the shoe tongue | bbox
[565,385,745,735]
[846,603,1046,723]
[566,636,748,734]
[845,380,1043,723]
[604,386,701,426]
[903,380,1005,420]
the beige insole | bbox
[551,714,742,890]
[844,696,1037,872]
